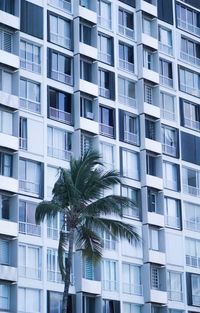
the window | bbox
[49,50,72,85]
[118,8,134,39]
[83,295,95,313]
[98,33,113,65]
[158,26,172,55]
[0,152,12,177]
[119,42,134,72]
[20,78,40,113]
[122,263,142,295]
[47,126,72,161]
[0,28,13,53]
[118,77,136,107]
[19,288,41,313]
[143,17,152,36]
[149,227,159,251]
[102,231,116,251]
[47,166,58,199]
[100,142,114,170]
[47,248,62,282]
[81,133,94,156]
[121,149,139,180]
[19,117,27,150]
[123,303,141,313]
[48,0,72,13]
[48,87,72,125]
[180,37,200,67]
[98,0,112,30]
[99,106,114,138]
[185,202,200,232]
[183,167,200,197]
[19,200,41,236]
[179,66,200,97]
[160,92,175,121]
[49,14,71,49]
[0,239,9,265]
[163,161,179,191]
[176,3,200,37]
[21,0,43,39]
[19,159,41,195]
[102,259,118,291]
[80,22,92,46]
[148,189,158,213]
[145,118,156,140]
[0,109,13,135]
[20,40,41,73]
[47,212,68,240]
[164,197,181,229]
[167,271,183,302]
[159,59,173,87]
[123,112,139,145]
[143,48,155,70]
[0,0,14,15]
[99,68,110,98]
[80,59,92,82]
[182,99,200,131]
[80,96,94,120]
[186,237,200,268]
[151,266,160,289]
[0,284,10,310]
[19,244,41,280]
[146,154,157,176]
[161,126,178,157]
[144,84,153,104]
[191,273,200,306]
[103,299,120,313]
[0,195,10,220]
[0,69,13,94]
[84,257,94,280]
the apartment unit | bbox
[0,0,200,312]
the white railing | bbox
[50,33,71,49]
[124,131,138,145]
[123,207,140,219]
[49,107,72,125]
[47,146,72,161]
[20,58,41,74]
[100,124,114,138]
[162,144,176,156]
[160,75,173,88]
[168,290,183,302]
[180,51,200,67]
[51,70,72,85]
[19,266,41,280]
[19,137,27,150]
[184,118,200,131]
[47,270,74,284]
[118,24,135,39]
[19,222,41,237]
[0,296,9,310]
[47,227,58,240]
[161,109,176,121]
[159,42,173,56]
[180,84,200,97]
[192,294,200,306]
[103,240,116,251]
[19,180,40,195]
[165,216,181,229]
[20,98,40,114]
[48,0,72,13]
[177,18,200,37]
[185,219,200,232]
[103,280,117,291]
[119,59,134,72]
[99,87,110,98]
[186,255,200,268]
[98,16,112,30]
[118,94,136,108]
[123,283,143,296]
[183,184,200,197]
[98,51,112,64]
[164,179,177,190]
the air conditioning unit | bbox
[86,112,94,119]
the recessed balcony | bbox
[79,80,98,97]
[0,91,19,110]
[49,106,72,125]
[79,117,99,134]
[0,133,18,151]
[150,289,167,304]
[81,278,101,294]
[0,219,17,237]
[0,264,17,282]
[140,0,157,17]
[0,10,19,30]
[0,176,18,193]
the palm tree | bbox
[35,151,140,313]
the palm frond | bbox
[35,201,62,224]
[58,231,70,280]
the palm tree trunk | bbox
[62,230,74,313]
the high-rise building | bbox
[0,0,200,312]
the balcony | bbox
[168,290,183,302]
[118,24,135,39]
[183,184,200,197]
[80,80,98,97]
[186,255,200,268]
[78,4,97,23]
[177,18,200,37]
[20,98,40,114]
[146,175,163,190]
[0,10,19,30]
[79,42,97,59]
[0,49,19,69]
[119,59,134,73]
[0,219,17,237]
[124,131,139,145]
[140,0,157,17]
[48,0,72,13]
[123,283,143,296]
[98,51,112,65]
[185,219,200,232]
[81,278,101,294]
[79,117,99,134]
[180,83,200,97]
[159,42,173,56]
[0,91,19,110]
[0,132,18,151]
[51,70,73,86]
[150,289,167,304]
[48,146,72,161]
[0,264,17,282]
[165,216,181,229]
[162,144,176,157]
[19,266,41,280]
[142,68,159,84]
[19,180,40,195]
[180,51,200,67]
[99,124,114,138]
[184,117,200,131]
[19,222,41,237]
[0,176,18,193]
[49,107,72,125]
[160,75,173,88]
[149,250,166,265]
[98,16,111,30]
[148,212,164,227]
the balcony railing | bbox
[184,117,200,131]
[50,33,71,49]
[185,219,200,232]
[0,296,9,311]
[168,290,183,302]
[99,87,110,98]
[119,59,134,72]
[186,255,200,268]
[183,184,200,197]
[20,58,41,74]
[164,179,177,191]
[48,0,72,13]
[165,215,181,229]
[49,107,72,125]
[98,51,112,64]
[47,270,74,284]
[177,18,200,37]
[47,227,59,240]
[159,42,173,56]
[160,75,173,88]
[192,294,200,306]
[118,24,135,39]
[20,98,40,114]
[161,109,176,121]
[100,124,114,138]
[123,283,143,296]
[19,180,40,195]
[98,16,112,30]
[118,94,136,108]
[124,131,138,145]
[48,146,72,161]
[162,144,176,156]
[103,240,116,251]
[103,280,117,291]
[19,266,41,280]
[19,222,41,237]
[123,207,140,219]
[180,51,200,67]
[51,70,72,85]
[180,84,200,97]
[19,137,27,150]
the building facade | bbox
[0,0,200,312]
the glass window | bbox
[118,77,136,107]
[47,126,72,161]
[98,0,112,29]
[149,227,159,251]
[0,110,13,135]
[119,42,134,72]
[0,152,12,177]
[19,200,41,236]
[80,22,92,45]
[160,92,175,121]
[163,161,179,191]
[19,245,41,280]
[123,303,141,313]
[191,274,200,306]
[143,17,152,36]
[19,159,41,195]
[159,59,173,87]
[18,288,40,313]
[50,51,72,85]
[186,237,200,268]
[167,271,183,302]
[122,263,141,295]
[80,96,93,119]
[118,9,134,38]
[98,33,112,64]
[49,87,72,124]
[121,149,139,180]
[0,284,10,310]
[80,59,92,82]
[20,78,40,113]
[164,197,181,229]
[49,14,71,49]
[20,40,41,73]
[1,70,12,94]
[100,142,114,169]
[161,126,177,157]
[179,67,200,97]
[19,117,27,150]
[102,259,118,291]
[185,202,200,232]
